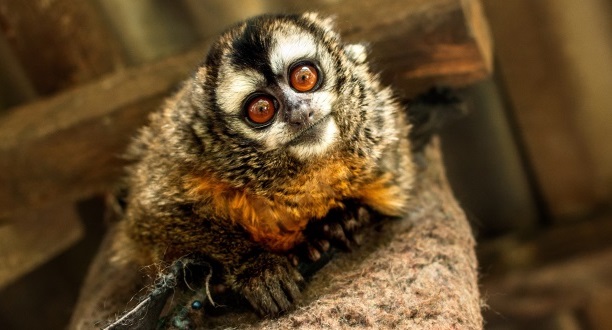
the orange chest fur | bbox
[185,159,405,252]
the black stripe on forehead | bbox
[229,17,275,82]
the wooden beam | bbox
[482,246,612,328]
[0,203,83,287]
[0,46,209,219]
[478,214,612,275]
[285,0,493,92]
[0,0,126,95]
[483,0,611,219]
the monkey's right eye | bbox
[245,95,276,126]
[289,62,319,92]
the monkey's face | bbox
[198,14,367,162]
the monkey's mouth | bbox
[287,114,332,146]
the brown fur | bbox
[114,13,414,317]
[184,153,407,252]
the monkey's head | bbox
[182,13,398,187]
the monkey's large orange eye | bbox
[289,63,319,92]
[246,95,276,125]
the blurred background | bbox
[0,0,611,329]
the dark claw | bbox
[281,267,302,300]
[326,222,351,250]
[288,253,299,267]
[316,239,330,252]
[357,206,370,224]
[307,243,321,261]
[344,218,359,232]
[353,233,363,246]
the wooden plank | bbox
[0,204,83,288]
[0,46,208,219]
[365,0,492,91]
[482,0,611,219]
[478,214,612,274]
[0,48,207,288]
[282,0,493,93]
[0,35,36,110]
[482,246,612,328]
[96,0,198,64]
[0,0,126,96]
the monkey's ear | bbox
[344,43,368,64]
[194,66,207,81]
[302,12,337,32]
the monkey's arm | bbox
[125,208,304,317]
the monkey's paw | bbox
[234,253,304,317]
[292,202,372,264]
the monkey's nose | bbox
[286,107,315,127]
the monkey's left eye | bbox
[289,62,320,92]
[245,95,276,126]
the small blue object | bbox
[191,300,203,310]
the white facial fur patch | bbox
[256,121,293,150]
[216,66,264,115]
[256,25,338,155]
[215,65,284,146]
[269,29,318,75]
[288,119,339,160]
[213,21,340,158]
[309,90,334,117]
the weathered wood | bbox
[0,35,36,110]
[96,0,198,64]
[283,0,493,92]
[0,203,83,288]
[482,246,612,329]
[478,215,612,275]
[0,46,208,219]
[0,0,492,290]
[0,0,125,96]
[483,0,612,219]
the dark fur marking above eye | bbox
[230,19,276,83]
